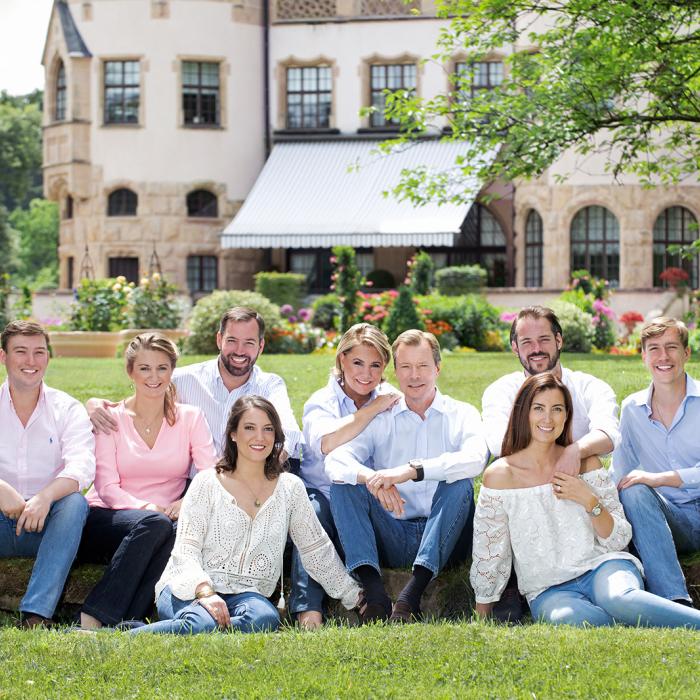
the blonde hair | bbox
[334,323,391,380]
[125,333,179,425]
[391,329,441,367]
[640,317,689,350]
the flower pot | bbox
[49,331,123,358]
[119,328,189,345]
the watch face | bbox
[591,504,602,516]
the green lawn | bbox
[1,351,700,698]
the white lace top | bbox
[470,468,643,604]
[156,470,360,609]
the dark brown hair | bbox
[509,306,563,346]
[501,372,573,457]
[219,307,265,340]
[216,395,285,479]
[124,333,179,426]
[1,320,50,352]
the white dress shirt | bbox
[173,360,302,458]
[325,389,488,520]
[0,381,95,499]
[481,367,620,458]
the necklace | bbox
[135,412,163,435]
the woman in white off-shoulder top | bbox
[131,395,361,635]
[471,372,700,628]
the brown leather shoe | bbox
[19,613,54,630]
[389,600,422,624]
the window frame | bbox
[524,209,543,287]
[186,189,219,218]
[653,205,699,288]
[108,256,140,284]
[187,255,218,293]
[55,61,67,122]
[285,65,333,130]
[368,62,417,129]
[107,188,138,217]
[103,59,141,126]
[182,60,221,127]
[569,205,620,285]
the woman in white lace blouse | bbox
[471,372,700,628]
[131,396,361,635]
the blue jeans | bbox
[129,585,281,635]
[330,479,473,577]
[619,484,700,601]
[530,559,700,629]
[78,507,177,625]
[0,491,88,619]
[289,488,337,617]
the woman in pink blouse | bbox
[78,333,217,629]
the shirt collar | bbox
[0,379,46,413]
[328,373,380,411]
[393,387,445,417]
[638,374,699,411]
[211,357,260,391]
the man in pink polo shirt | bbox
[0,321,95,628]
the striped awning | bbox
[221,139,497,248]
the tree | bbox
[10,199,59,288]
[0,90,43,211]
[384,1,700,206]
[0,205,16,276]
[384,286,424,342]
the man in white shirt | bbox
[481,305,620,620]
[326,330,488,623]
[89,307,302,461]
[0,321,95,628]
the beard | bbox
[519,348,560,375]
[220,350,259,378]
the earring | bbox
[338,370,344,386]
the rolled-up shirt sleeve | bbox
[324,422,377,485]
[56,400,96,490]
[304,401,343,456]
[582,375,620,451]
[421,404,488,482]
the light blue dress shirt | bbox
[325,389,488,520]
[613,374,700,505]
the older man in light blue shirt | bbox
[613,317,700,605]
[326,330,488,623]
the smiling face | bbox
[528,387,567,444]
[217,319,263,379]
[512,317,563,376]
[339,343,386,404]
[231,407,276,465]
[0,333,49,394]
[127,349,174,399]
[394,339,439,408]
[642,328,690,388]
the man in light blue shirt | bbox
[326,330,488,623]
[613,317,700,605]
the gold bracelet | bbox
[195,586,216,599]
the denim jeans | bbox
[78,507,177,625]
[619,484,700,601]
[289,488,338,617]
[129,585,281,635]
[330,478,474,577]
[0,491,88,619]
[530,558,700,629]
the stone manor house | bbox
[42,0,699,309]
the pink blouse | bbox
[86,402,217,510]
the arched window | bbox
[570,205,619,285]
[524,209,543,287]
[107,188,137,216]
[460,204,508,286]
[653,206,699,288]
[55,61,66,121]
[186,189,218,218]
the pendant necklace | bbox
[136,413,163,435]
[239,478,263,507]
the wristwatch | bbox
[409,459,424,482]
[588,500,603,517]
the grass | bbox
[1,351,700,698]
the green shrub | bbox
[417,293,502,350]
[311,293,341,330]
[549,300,594,353]
[331,246,362,332]
[184,290,283,355]
[384,286,424,342]
[254,272,307,309]
[0,273,10,328]
[688,328,700,354]
[408,251,435,295]
[435,265,487,296]
[69,277,134,331]
[127,273,182,329]
[365,269,396,289]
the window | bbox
[104,60,140,124]
[55,62,66,121]
[64,195,74,220]
[108,257,139,284]
[653,206,699,288]
[67,256,74,289]
[107,188,137,216]
[369,63,416,128]
[524,210,543,287]
[286,66,332,129]
[187,255,218,293]
[455,60,503,100]
[183,61,220,126]
[288,249,334,292]
[356,252,374,278]
[186,190,218,218]
[570,205,619,285]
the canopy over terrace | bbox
[220,139,501,289]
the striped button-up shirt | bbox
[173,360,302,458]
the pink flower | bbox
[280,304,294,316]
[500,311,517,323]
[298,308,312,321]
[365,280,374,287]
